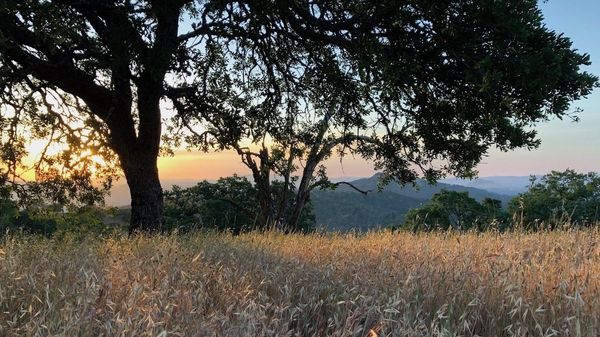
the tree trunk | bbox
[287,113,333,231]
[273,148,295,228]
[254,164,273,229]
[287,159,318,232]
[243,147,273,230]
[257,187,272,229]
[287,189,310,232]
[122,156,164,234]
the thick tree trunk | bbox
[254,166,273,229]
[243,147,273,230]
[273,149,295,228]
[122,156,164,234]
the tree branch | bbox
[0,20,113,117]
[329,181,372,195]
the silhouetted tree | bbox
[170,0,598,231]
[0,1,198,232]
[1,1,597,233]
[163,176,315,233]
[0,0,342,232]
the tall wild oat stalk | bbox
[0,229,598,336]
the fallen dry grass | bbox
[0,230,599,336]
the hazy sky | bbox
[157,0,600,180]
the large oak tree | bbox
[0,0,193,232]
[0,0,597,233]
[0,0,321,232]
[170,0,598,231]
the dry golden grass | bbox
[0,230,599,336]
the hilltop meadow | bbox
[1,229,598,337]
[1,1,599,336]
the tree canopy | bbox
[509,170,600,228]
[404,190,505,231]
[171,0,598,230]
[163,176,315,233]
[0,0,597,232]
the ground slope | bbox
[1,231,598,336]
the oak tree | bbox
[1,1,597,233]
[171,0,598,231]
[0,0,330,232]
[0,0,197,232]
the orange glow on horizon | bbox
[157,150,378,180]
[158,150,250,180]
[19,125,600,183]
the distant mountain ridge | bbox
[440,176,534,196]
[312,174,513,231]
[333,174,514,201]
[106,174,525,231]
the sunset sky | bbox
[155,0,600,180]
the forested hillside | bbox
[312,174,511,230]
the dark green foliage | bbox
[164,176,259,233]
[0,0,597,233]
[170,0,597,231]
[4,211,58,236]
[164,176,316,233]
[52,206,125,235]
[404,203,451,231]
[1,179,118,236]
[0,187,19,231]
[481,197,508,226]
[0,187,30,233]
[404,190,507,231]
[0,201,123,236]
[508,170,600,228]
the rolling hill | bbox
[106,174,516,231]
[441,176,533,196]
[312,174,513,231]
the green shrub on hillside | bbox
[1,184,124,236]
[508,170,600,229]
[403,190,507,231]
[164,176,316,233]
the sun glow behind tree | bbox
[1,0,597,233]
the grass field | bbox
[0,230,599,337]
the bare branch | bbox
[330,181,372,195]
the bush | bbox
[164,176,259,233]
[404,190,507,231]
[508,170,600,229]
[164,176,316,233]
